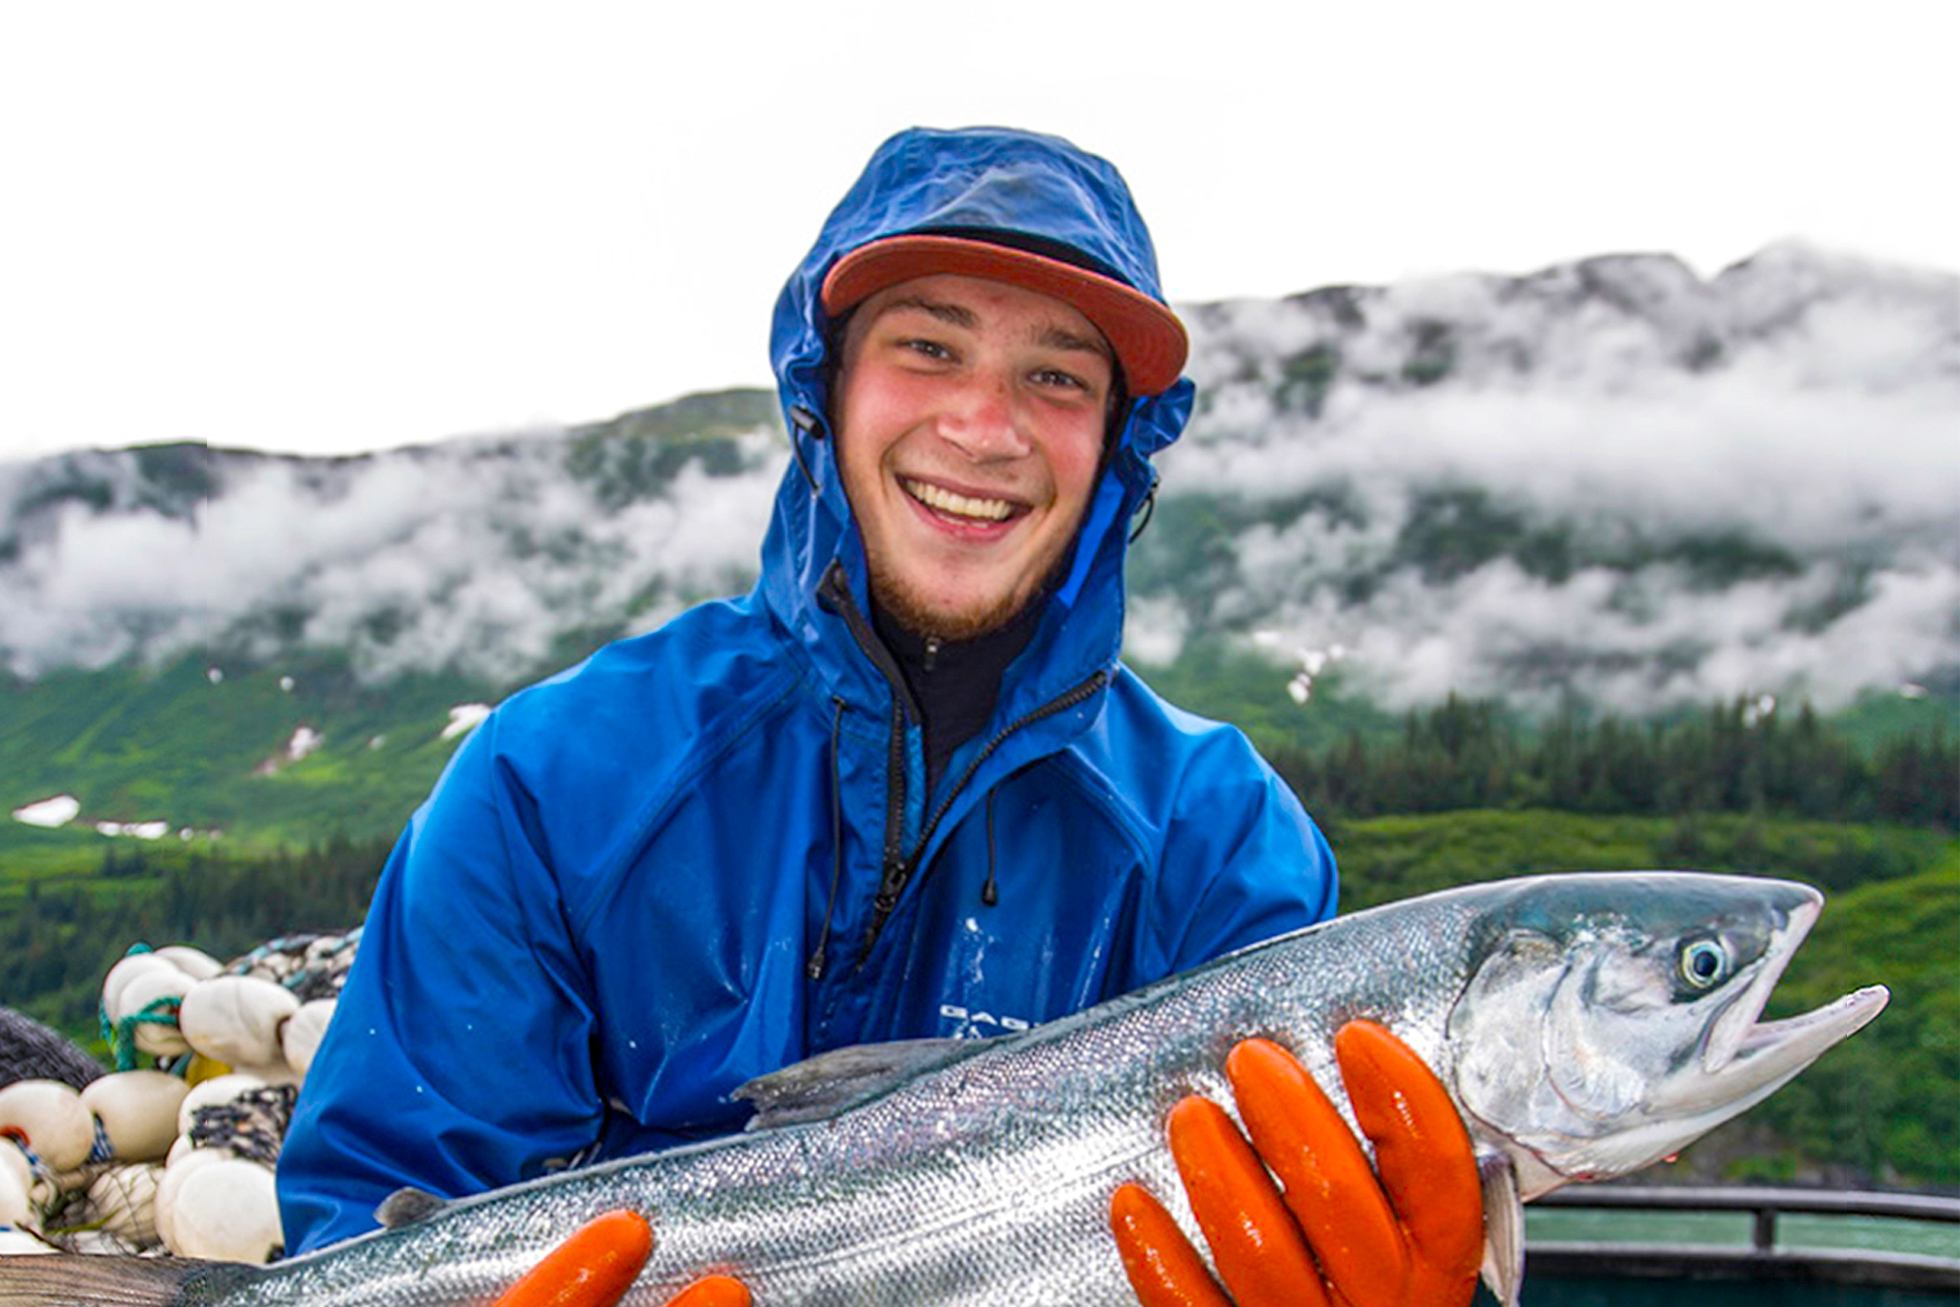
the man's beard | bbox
[867,570,1033,643]
[865,549,1068,643]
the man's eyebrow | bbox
[875,292,1110,360]
[877,294,977,329]
[1037,325,1112,359]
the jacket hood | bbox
[760,126,1196,714]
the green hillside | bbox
[1,629,1951,1190]
[6,803,1950,1188]
[1737,856,1959,1186]
[1330,808,1952,907]
[7,637,1950,867]
[0,649,504,854]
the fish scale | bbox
[0,872,1887,1306]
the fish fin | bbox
[375,1185,449,1228]
[1477,1151,1526,1307]
[733,1037,1004,1129]
[0,1253,254,1305]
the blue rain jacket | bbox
[278,127,1336,1253]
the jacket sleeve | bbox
[1147,725,1338,978]
[276,715,606,1252]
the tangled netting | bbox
[188,1085,301,1167]
[223,930,362,1003]
[0,1005,105,1091]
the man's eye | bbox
[902,338,952,361]
[1032,368,1086,391]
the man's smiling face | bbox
[833,273,1115,640]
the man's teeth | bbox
[904,479,1013,522]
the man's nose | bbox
[937,371,1032,461]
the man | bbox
[278,127,1481,1306]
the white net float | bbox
[179,977,299,1071]
[80,1071,190,1163]
[99,954,177,1027]
[154,1144,230,1253]
[0,1149,33,1230]
[159,1156,282,1263]
[111,969,194,1061]
[0,1140,31,1197]
[280,999,337,1078]
[152,946,223,981]
[0,1081,95,1174]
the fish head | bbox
[1446,872,1887,1197]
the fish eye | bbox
[1678,937,1730,990]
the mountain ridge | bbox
[3,243,1954,729]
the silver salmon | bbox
[0,872,1888,1306]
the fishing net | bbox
[220,929,362,1003]
[187,1085,300,1167]
[0,1006,105,1091]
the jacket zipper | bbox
[816,562,1112,970]
[855,666,1109,966]
[818,564,919,941]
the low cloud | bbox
[1145,245,1960,711]
[4,245,1955,715]
[0,428,783,683]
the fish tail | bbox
[0,1254,252,1306]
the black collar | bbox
[871,599,1044,794]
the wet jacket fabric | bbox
[278,127,1337,1253]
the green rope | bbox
[98,943,183,1073]
[96,943,153,1044]
[107,998,182,1073]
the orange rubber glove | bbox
[491,1209,750,1307]
[1110,1021,1483,1307]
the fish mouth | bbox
[1734,985,1891,1064]
[1670,889,1889,1113]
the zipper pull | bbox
[923,636,940,672]
[858,858,911,966]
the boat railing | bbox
[1527,1184,1960,1293]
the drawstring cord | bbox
[810,669,1107,968]
[1128,482,1158,543]
[786,404,823,494]
[981,789,1000,906]
[807,697,847,980]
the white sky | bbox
[3,0,1955,463]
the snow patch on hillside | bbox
[285,726,322,762]
[441,703,492,740]
[94,820,169,840]
[12,794,80,828]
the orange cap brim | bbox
[820,234,1188,396]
